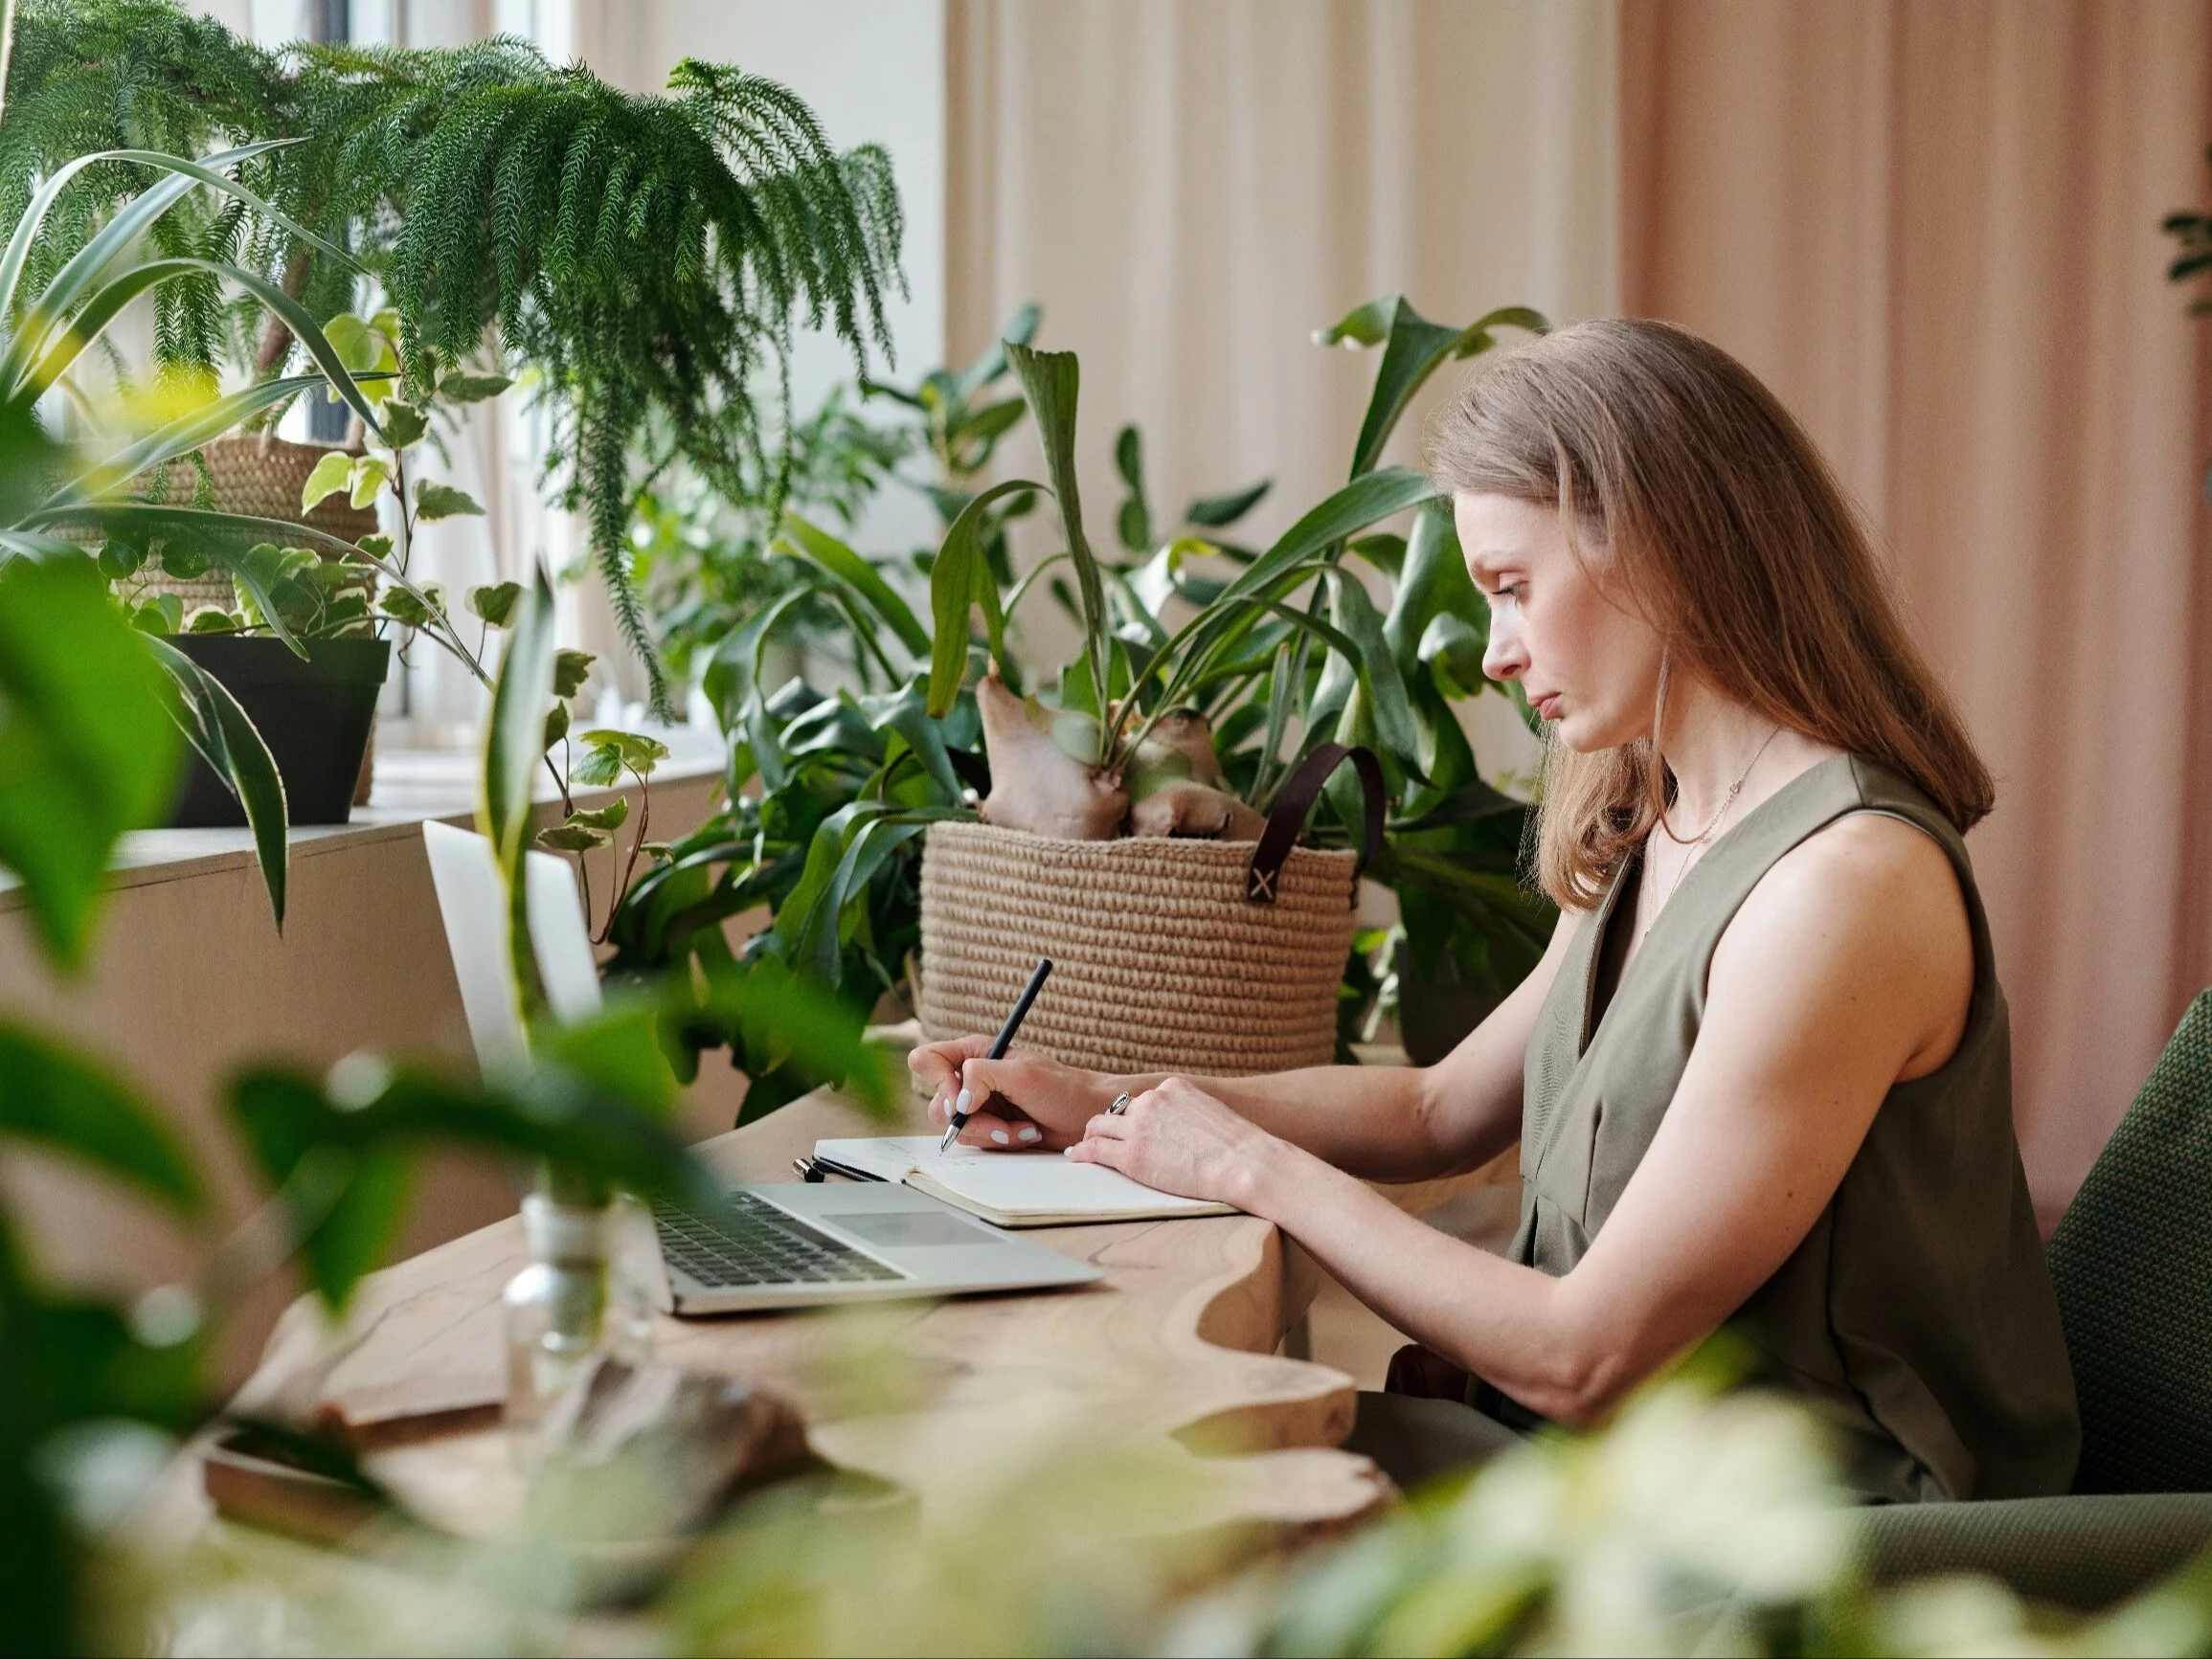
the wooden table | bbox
[214,1083,1495,1543]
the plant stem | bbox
[598,767,652,944]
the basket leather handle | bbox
[1246,743,1385,907]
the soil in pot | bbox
[168,636,391,828]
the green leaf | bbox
[573,743,623,790]
[347,456,390,510]
[576,729,670,777]
[483,575,559,1019]
[97,540,146,581]
[543,701,571,751]
[226,1059,713,1314]
[860,681,964,802]
[1114,424,1152,552]
[566,798,630,831]
[186,608,237,633]
[415,482,484,522]
[0,558,182,968]
[357,532,394,562]
[467,581,524,629]
[536,824,611,853]
[133,594,184,636]
[696,953,903,1120]
[377,584,443,630]
[375,400,430,451]
[776,510,930,659]
[1384,499,1488,682]
[1214,467,1440,609]
[1186,478,1272,527]
[1418,613,1489,695]
[926,479,1037,715]
[553,649,597,700]
[322,313,380,374]
[46,373,345,510]
[1324,570,1422,766]
[0,1024,202,1213]
[439,372,515,404]
[0,142,323,400]
[1317,296,1548,479]
[146,635,289,929]
[300,450,354,513]
[1004,341,1110,760]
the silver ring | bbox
[1107,1091,1132,1116]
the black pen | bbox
[939,957,1053,1154]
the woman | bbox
[911,320,2080,1502]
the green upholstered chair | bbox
[1855,990,2212,1611]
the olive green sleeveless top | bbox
[1503,754,2080,1502]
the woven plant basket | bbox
[132,433,381,609]
[916,745,1382,1078]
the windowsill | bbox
[0,736,726,910]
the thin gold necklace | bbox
[1646,725,1782,923]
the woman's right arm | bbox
[911,909,1578,1183]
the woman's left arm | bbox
[1071,816,1973,1424]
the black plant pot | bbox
[166,636,390,828]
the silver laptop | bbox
[420,821,1101,1314]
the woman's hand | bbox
[907,1037,1111,1151]
[1065,1076,1291,1208]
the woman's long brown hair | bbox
[1429,319,1993,909]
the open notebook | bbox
[810,1136,1238,1228]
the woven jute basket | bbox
[916,745,1382,1077]
[134,433,381,610]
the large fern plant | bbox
[0,0,904,715]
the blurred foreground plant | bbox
[0,549,894,1653]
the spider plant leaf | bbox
[0,142,293,392]
[146,634,288,930]
[42,373,342,509]
[482,572,558,1019]
[926,479,1038,715]
[1004,341,1110,759]
[777,509,930,659]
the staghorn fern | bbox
[1,1,904,716]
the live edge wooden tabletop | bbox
[219,1082,1509,1541]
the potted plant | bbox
[598,297,1557,1113]
[1,146,492,858]
[3,0,906,717]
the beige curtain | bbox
[1621,0,2212,1226]
[947,0,1617,771]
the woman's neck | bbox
[1659,681,1840,833]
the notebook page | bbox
[811,1136,1233,1220]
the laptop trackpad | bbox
[836,1210,994,1247]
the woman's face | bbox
[1455,490,1664,752]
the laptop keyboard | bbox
[656,1191,905,1289]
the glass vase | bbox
[503,1191,663,1436]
